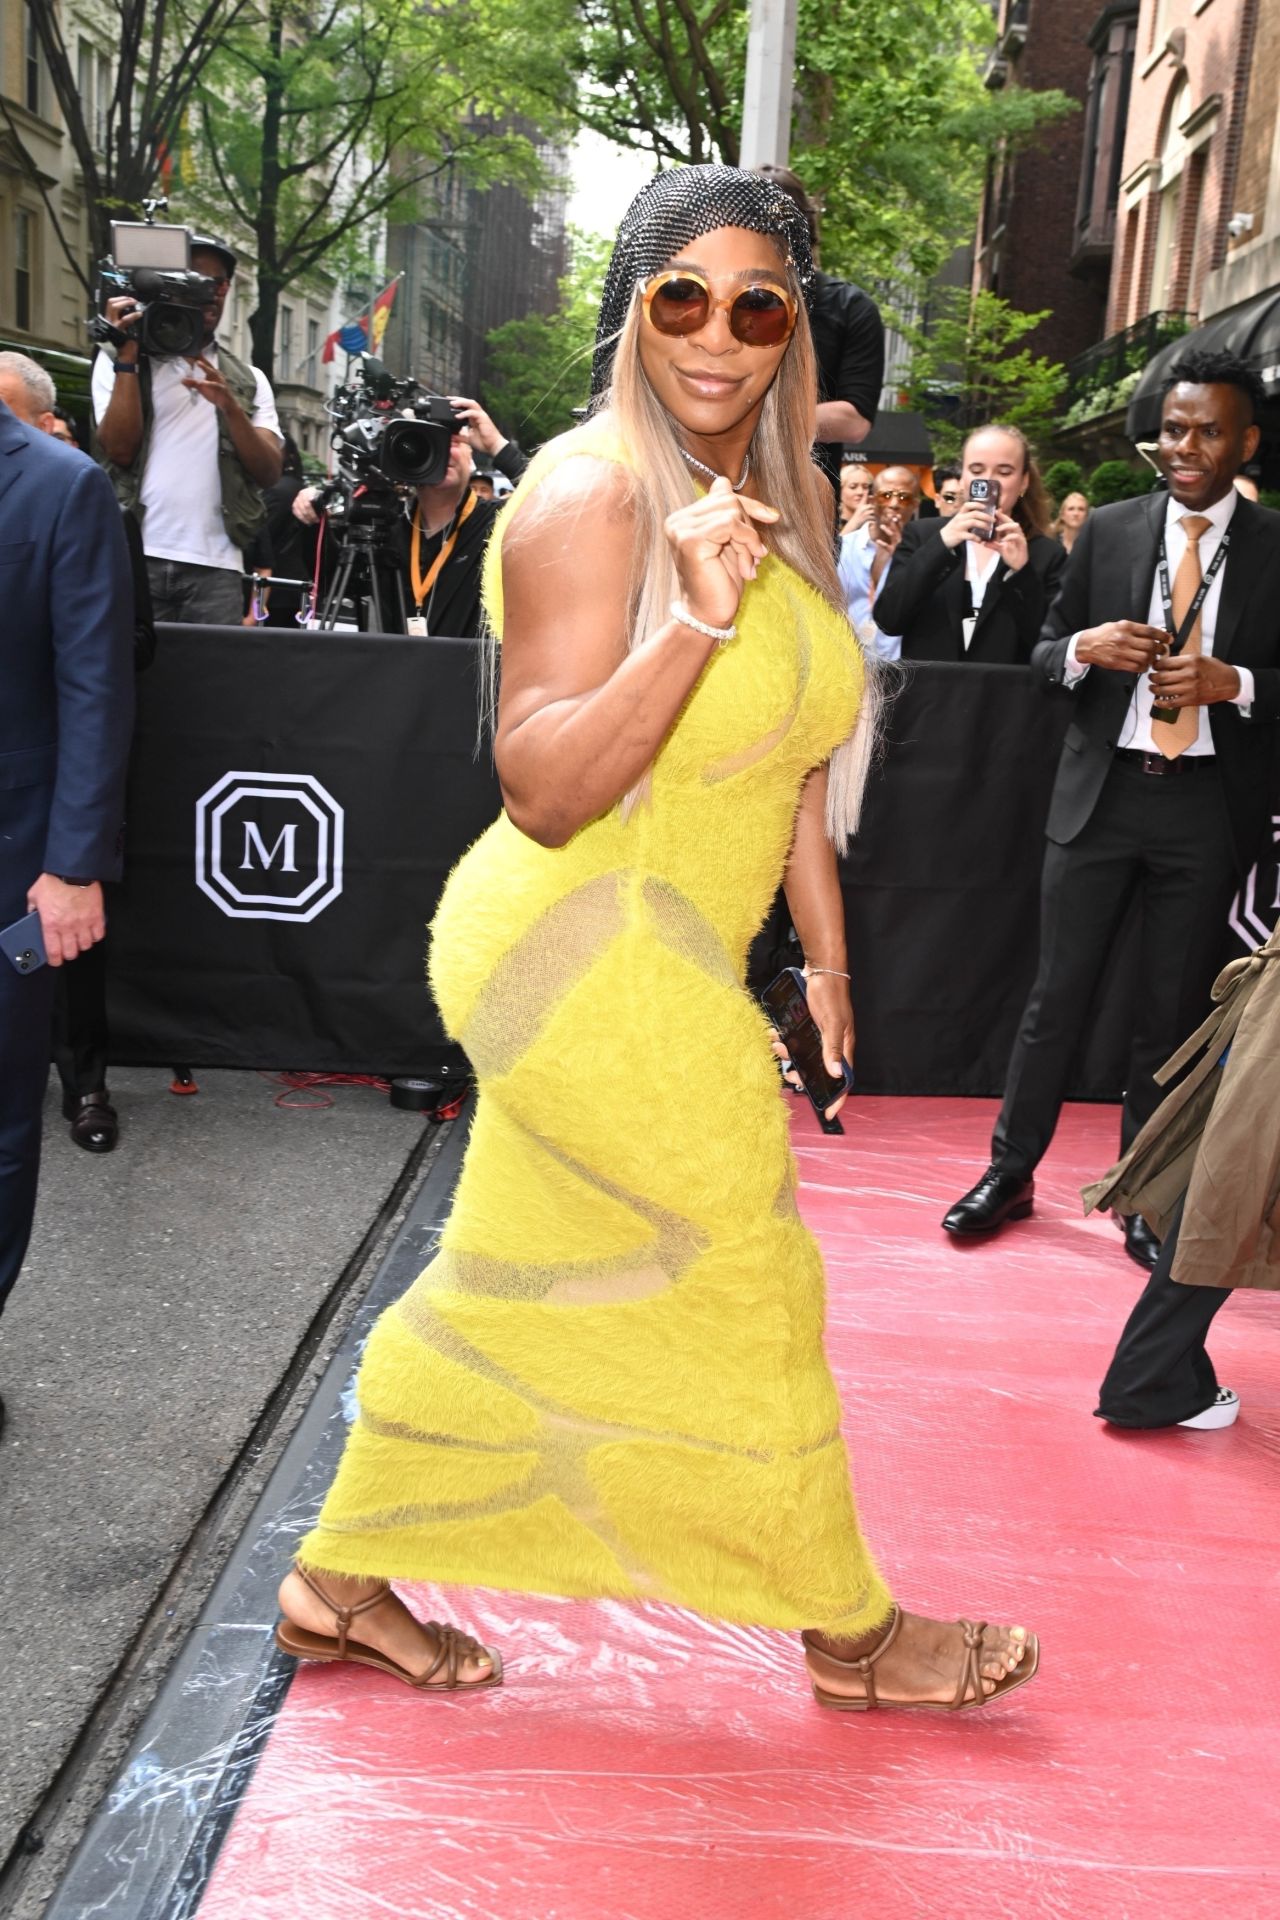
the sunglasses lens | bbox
[731,286,793,345]
[648,275,710,335]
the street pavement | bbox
[0,1065,429,1906]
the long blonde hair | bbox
[490,276,884,850]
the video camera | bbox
[89,211,216,360]
[320,355,462,504]
[310,356,464,631]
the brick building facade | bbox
[1106,0,1259,333]
[973,0,1110,369]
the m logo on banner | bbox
[1229,813,1280,954]
[195,771,345,921]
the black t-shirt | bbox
[399,491,501,638]
[808,270,885,495]
[396,439,528,638]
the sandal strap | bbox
[951,1619,987,1710]
[294,1564,391,1659]
[802,1605,902,1709]
[417,1622,460,1688]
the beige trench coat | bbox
[1083,920,1280,1292]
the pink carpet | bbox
[197,1096,1280,1919]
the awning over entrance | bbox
[1126,287,1280,439]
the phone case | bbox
[0,909,47,975]
[761,967,854,1120]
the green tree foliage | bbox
[904,288,1067,459]
[482,230,612,447]
[1087,460,1155,507]
[190,0,580,379]
[9,0,253,284]
[576,0,1074,291]
[1041,459,1086,508]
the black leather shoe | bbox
[943,1168,1035,1236]
[64,1090,119,1154]
[1118,1212,1160,1270]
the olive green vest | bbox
[94,341,268,555]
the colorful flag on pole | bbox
[370,278,399,354]
[321,276,401,364]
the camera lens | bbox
[142,305,204,357]
[382,417,450,487]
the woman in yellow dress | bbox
[276,167,1039,1711]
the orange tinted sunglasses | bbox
[640,270,798,347]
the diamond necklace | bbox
[679,445,751,493]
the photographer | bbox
[92,236,283,626]
[294,395,526,636]
[874,424,1065,664]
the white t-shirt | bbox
[91,344,282,571]
[1062,489,1253,748]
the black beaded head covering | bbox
[591,164,816,399]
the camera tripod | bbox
[316,500,409,634]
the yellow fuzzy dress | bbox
[301,429,892,1636]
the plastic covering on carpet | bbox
[61,1098,1280,1919]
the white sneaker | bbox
[1177,1388,1240,1429]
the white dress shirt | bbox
[1063,489,1253,751]
[837,522,903,661]
[962,543,1001,652]
[91,342,282,571]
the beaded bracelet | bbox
[670,599,736,646]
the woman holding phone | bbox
[875,423,1066,663]
[275,167,1038,1713]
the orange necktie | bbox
[1154,513,1212,760]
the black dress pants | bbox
[1095,1196,1233,1426]
[993,757,1237,1180]
[51,935,110,1102]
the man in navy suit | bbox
[0,392,134,1430]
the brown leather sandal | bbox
[802,1605,1039,1712]
[275,1565,503,1693]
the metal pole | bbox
[739,0,798,169]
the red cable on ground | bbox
[256,1071,471,1119]
[258,1070,390,1111]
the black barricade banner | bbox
[108,626,501,1075]
[109,636,1275,1094]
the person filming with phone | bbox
[874,424,1065,663]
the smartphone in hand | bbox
[966,476,999,542]
[0,908,47,975]
[762,967,854,1121]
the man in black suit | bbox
[0,397,134,1433]
[874,425,1066,663]
[944,352,1279,1268]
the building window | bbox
[15,211,34,332]
[98,53,112,151]
[78,40,94,136]
[25,5,42,113]
[280,304,294,380]
[1150,77,1190,312]
[1076,8,1138,262]
[306,317,319,382]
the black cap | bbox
[189,234,237,278]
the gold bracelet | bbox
[806,966,850,981]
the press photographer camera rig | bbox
[89,205,217,360]
[311,355,462,633]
